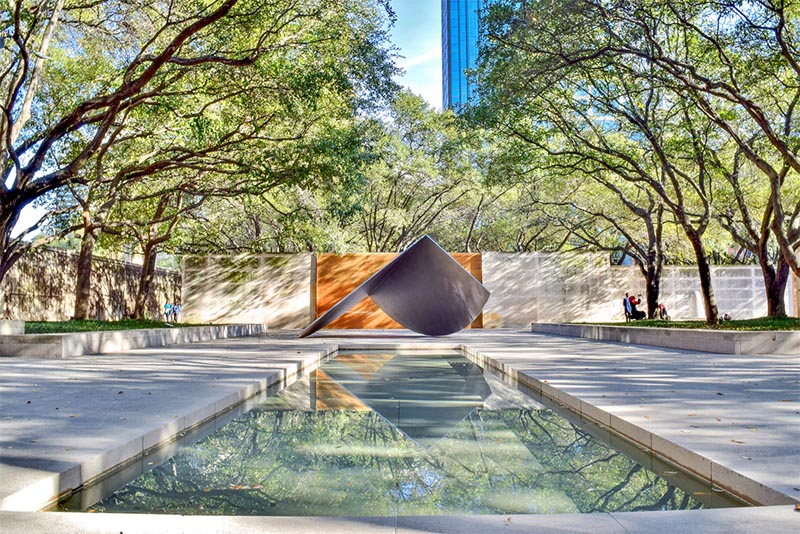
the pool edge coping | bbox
[459,343,797,507]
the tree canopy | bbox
[1,0,400,316]
[468,0,800,321]
[4,0,799,322]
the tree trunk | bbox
[133,244,158,319]
[0,245,14,319]
[9,0,66,145]
[0,195,28,318]
[687,231,719,324]
[72,217,97,320]
[761,255,789,318]
[465,194,484,253]
[644,263,662,319]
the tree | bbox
[450,135,572,254]
[170,114,382,255]
[1,0,399,314]
[713,143,792,317]
[595,0,800,278]
[474,0,797,322]
[352,91,475,252]
[3,0,232,280]
[548,176,670,319]
[478,0,800,319]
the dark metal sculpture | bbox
[299,235,490,337]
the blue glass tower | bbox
[442,0,487,109]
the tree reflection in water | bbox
[86,405,707,515]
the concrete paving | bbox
[0,328,798,533]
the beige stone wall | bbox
[482,252,621,327]
[480,253,533,328]
[4,249,789,327]
[655,265,793,320]
[181,254,314,328]
[0,248,180,321]
[483,255,795,326]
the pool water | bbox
[58,351,743,516]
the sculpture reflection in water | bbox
[299,235,490,337]
[65,353,741,516]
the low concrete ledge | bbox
[0,320,24,335]
[0,324,264,358]
[532,322,800,355]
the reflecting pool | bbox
[58,351,744,515]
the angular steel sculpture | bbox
[299,235,490,337]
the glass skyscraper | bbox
[441,0,488,109]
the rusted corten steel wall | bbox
[315,253,483,329]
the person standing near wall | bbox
[623,292,633,320]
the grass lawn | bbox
[25,319,196,334]
[590,316,800,331]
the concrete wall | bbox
[181,254,314,328]
[484,256,797,327]
[0,324,265,358]
[482,252,620,327]
[657,265,785,320]
[0,248,180,321]
[611,265,793,321]
[180,252,797,329]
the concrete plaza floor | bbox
[0,329,798,533]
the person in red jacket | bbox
[628,293,646,320]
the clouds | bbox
[390,0,442,109]
[397,48,441,70]
[395,47,442,108]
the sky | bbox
[389,1,442,109]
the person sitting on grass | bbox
[628,293,646,320]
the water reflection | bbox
[64,352,741,516]
[310,352,492,447]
